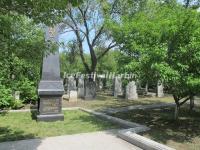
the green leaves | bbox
[0,84,13,109]
[109,0,200,100]
[0,0,83,25]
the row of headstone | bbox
[67,76,96,101]
[113,77,164,100]
[65,75,164,101]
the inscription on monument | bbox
[40,98,60,114]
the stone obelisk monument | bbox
[37,25,64,121]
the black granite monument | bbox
[37,25,64,121]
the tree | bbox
[0,0,82,25]
[96,49,119,73]
[108,0,200,119]
[0,14,50,106]
[62,0,116,74]
[184,0,200,8]
[60,40,86,74]
[0,0,83,108]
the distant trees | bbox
[60,45,120,75]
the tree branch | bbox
[97,42,117,60]
[92,25,104,47]
[78,6,97,72]
[179,97,190,106]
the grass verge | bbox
[0,110,119,142]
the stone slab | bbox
[38,81,64,96]
[37,114,64,122]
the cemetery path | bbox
[0,130,141,150]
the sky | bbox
[59,28,91,53]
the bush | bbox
[11,99,24,109]
[18,78,37,103]
[0,85,14,109]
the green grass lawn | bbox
[112,107,200,150]
[62,92,174,111]
[0,110,119,142]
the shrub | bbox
[0,84,14,109]
[18,78,37,103]
[11,99,24,109]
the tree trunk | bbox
[190,96,194,111]
[103,76,107,90]
[185,0,190,8]
[145,82,148,94]
[174,105,180,120]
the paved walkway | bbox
[102,103,175,114]
[0,131,141,150]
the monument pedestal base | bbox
[37,114,64,122]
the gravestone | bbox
[157,81,164,98]
[14,91,20,100]
[68,76,78,101]
[84,80,96,100]
[69,90,78,102]
[78,77,84,98]
[37,25,64,122]
[98,79,103,90]
[63,78,68,93]
[113,77,122,98]
[68,76,77,92]
[126,81,138,100]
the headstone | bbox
[69,90,78,102]
[14,91,20,100]
[63,78,68,93]
[98,79,103,90]
[37,25,64,122]
[84,80,96,100]
[126,81,138,100]
[157,81,164,98]
[68,76,77,92]
[78,77,84,98]
[113,77,122,98]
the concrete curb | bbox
[118,129,175,150]
[0,109,37,113]
[0,107,80,113]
